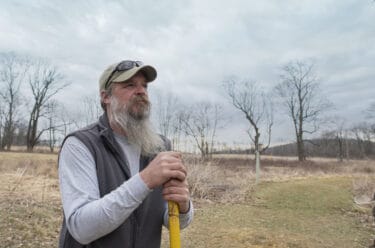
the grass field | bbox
[175,177,373,248]
[0,151,374,247]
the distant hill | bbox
[263,138,375,159]
[214,138,375,159]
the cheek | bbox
[114,92,133,104]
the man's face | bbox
[104,72,150,119]
[101,71,163,153]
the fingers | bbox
[163,179,190,213]
[140,152,186,189]
[158,152,187,177]
[163,169,186,182]
[163,187,188,198]
[159,151,182,160]
[163,178,188,188]
[163,179,188,188]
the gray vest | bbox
[59,114,169,248]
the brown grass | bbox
[1,151,375,247]
[185,154,375,204]
[0,151,60,247]
[0,152,58,178]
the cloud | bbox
[0,0,374,143]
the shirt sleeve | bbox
[163,199,194,229]
[59,136,152,244]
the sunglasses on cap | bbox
[104,60,144,89]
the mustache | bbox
[130,95,150,105]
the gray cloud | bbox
[0,0,374,144]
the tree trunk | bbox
[296,135,306,161]
[27,107,39,152]
[337,136,344,162]
[205,141,210,159]
[4,101,14,151]
[255,150,260,184]
[4,123,12,151]
[254,130,261,184]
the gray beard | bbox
[109,96,164,156]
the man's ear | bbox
[100,90,111,105]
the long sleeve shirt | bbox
[59,136,193,244]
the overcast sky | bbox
[0,0,374,146]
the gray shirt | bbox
[59,136,193,244]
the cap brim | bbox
[112,65,157,83]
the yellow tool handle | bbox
[168,201,181,248]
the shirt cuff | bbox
[179,200,194,229]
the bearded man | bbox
[58,60,193,248]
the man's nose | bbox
[135,85,147,95]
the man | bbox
[58,60,193,248]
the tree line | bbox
[1,52,374,163]
[0,52,69,152]
[152,60,375,164]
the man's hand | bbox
[139,151,190,213]
[140,151,186,189]
[162,179,190,213]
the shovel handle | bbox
[168,201,181,248]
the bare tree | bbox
[63,94,102,131]
[275,60,330,161]
[60,105,77,138]
[26,60,69,152]
[81,94,102,126]
[170,112,184,151]
[334,120,348,162]
[45,100,59,152]
[323,117,349,162]
[351,122,374,159]
[152,90,187,150]
[223,77,273,183]
[153,91,179,138]
[178,102,223,159]
[0,52,29,150]
[13,121,28,146]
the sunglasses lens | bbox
[117,60,143,71]
[104,60,144,89]
[117,61,133,71]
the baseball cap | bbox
[99,60,157,91]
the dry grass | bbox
[180,154,375,247]
[0,152,61,247]
[185,154,375,204]
[0,151,58,178]
[185,156,254,205]
[1,151,375,247]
